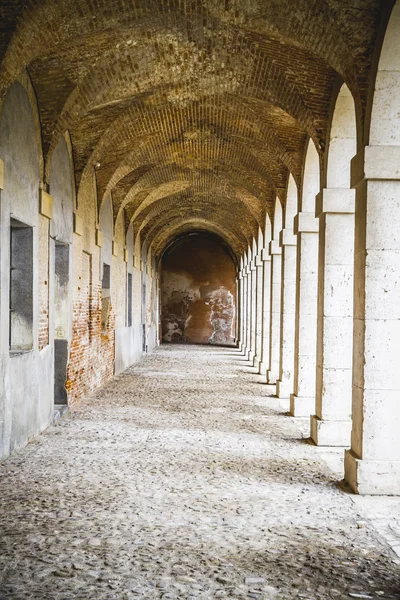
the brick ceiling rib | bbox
[0,0,384,256]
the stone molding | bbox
[351,145,400,188]
[294,211,318,234]
[315,188,355,217]
[269,239,282,256]
[279,228,297,247]
[261,247,271,262]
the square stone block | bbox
[290,394,315,417]
[310,415,351,447]
[345,449,400,495]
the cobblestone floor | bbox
[1,345,400,600]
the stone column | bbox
[276,229,297,397]
[254,252,264,369]
[236,274,241,347]
[245,261,252,357]
[267,240,282,384]
[259,248,272,376]
[240,265,248,353]
[248,259,257,363]
[310,189,355,445]
[290,213,319,416]
[345,146,400,495]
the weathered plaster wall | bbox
[161,234,236,345]
[0,81,53,456]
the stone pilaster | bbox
[310,188,355,445]
[253,253,264,369]
[276,228,297,398]
[344,146,400,494]
[267,240,282,384]
[259,248,272,377]
[240,266,248,353]
[290,212,319,416]
[248,259,257,363]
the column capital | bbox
[279,228,297,247]
[269,239,282,255]
[250,259,257,271]
[255,253,263,267]
[261,247,271,262]
[294,211,319,234]
[315,188,355,217]
[351,145,400,188]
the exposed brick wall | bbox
[66,253,115,406]
[65,176,117,406]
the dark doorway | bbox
[54,242,70,405]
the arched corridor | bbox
[0,344,399,599]
[2,0,400,594]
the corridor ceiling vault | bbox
[0,0,387,257]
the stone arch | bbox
[0,78,51,456]
[326,84,357,188]
[369,2,400,146]
[49,136,74,243]
[285,175,298,230]
[272,197,283,241]
[301,139,320,212]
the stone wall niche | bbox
[9,219,34,353]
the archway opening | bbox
[161,232,237,346]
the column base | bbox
[310,416,351,447]
[247,350,256,363]
[289,394,315,417]
[276,379,293,398]
[267,370,278,385]
[259,362,268,376]
[344,450,400,495]
[253,356,261,371]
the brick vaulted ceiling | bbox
[0,0,387,257]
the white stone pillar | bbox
[309,189,355,444]
[245,260,252,356]
[267,240,282,383]
[248,258,257,362]
[290,213,319,416]
[276,229,297,397]
[240,263,248,353]
[236,274,241,347]
[259,248,272,376]
[253,252,264,369]
[345,146,400,495]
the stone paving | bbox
[0,344,400,600]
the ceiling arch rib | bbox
[45,31,323,164]
[96,159,278,229]
[133,190,258,244]
[151,219,245,263]
[1,0,374,116]
[75,95,305,202]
